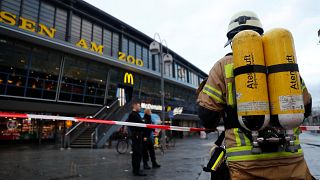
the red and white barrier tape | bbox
[0,112,318,132]
[299,126,320,131]
[0,112,206,132]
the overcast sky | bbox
[84,0,320,107]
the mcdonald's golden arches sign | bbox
[124,72,134,85]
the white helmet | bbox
[224,11,264,47]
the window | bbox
[155,55,160,72]
[108,69,123,103]
[128,40,135,57]
[112,32,119,58]
[121,37,128,55]
[70,14,81,44]
[55,8,67,41]
[0,36,62,99]
[140,76,160,103]
[92,24,102,45]
[188,71,199,86]
[59,56,107,104]
[103,28,112,56]
[0,42,29,97]
[39,2,55,28]
[142,47,149,68]
[176,63,187,82]
[164,83,174,100]
[0,117,65,140]
[164,62,173,77]
[152,55,160,72]
[133,74,141,98]
[26,48,61,99]
[85,62,107,104]
[136,44,142,60]
[81,19,92,43]
[1,0,21,16]
[21,0,39,22]
[148,51,152,69]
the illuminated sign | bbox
[141,103,162,111]
[118,52,144,67]
[124,72,134,85]
[0,11,56,38]
[173,107,183,115]
[141,103,183,115]
[7,120,18,130]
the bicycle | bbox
[116,132,166,155]
[116,133,131,154]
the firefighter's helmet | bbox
[224,11,264,47]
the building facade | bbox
[0,0,207,142]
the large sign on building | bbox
[0,11,56,38]
[0,10,144,67]
[124,72,134,85]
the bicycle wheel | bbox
[116,140,129,154]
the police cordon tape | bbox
[0,112,206,132]
[0,112,318,132]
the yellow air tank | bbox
[232,30,270,132]
[262,28,304,130]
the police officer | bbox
[197,11,314,179]
[127,102,146,176]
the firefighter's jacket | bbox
[197,54,313,179]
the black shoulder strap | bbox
[215,131,225,146]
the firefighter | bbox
[197,11,314,179]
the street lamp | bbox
[318,29,320,45]
[149,33,173,148]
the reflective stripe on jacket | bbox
[225,128,303,162]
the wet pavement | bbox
[0,132,319,180]
[300,132,320,179]
[0,134,215,180]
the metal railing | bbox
[63,103,111,149]
[95,101,133,148]
[91,100,120,147]
[64,122,84,149]
[91,129,97,149]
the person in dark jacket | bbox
[127,102,146,176]
[142,109,161,169]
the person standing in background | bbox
[127,102,146,176]
[142,109,161,169]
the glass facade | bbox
[0,35,199,110]
[0,36,61,99]
[0,117,64,141]
[0,0,203,86]
[0,0,206,110]
[59,56,107,105]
